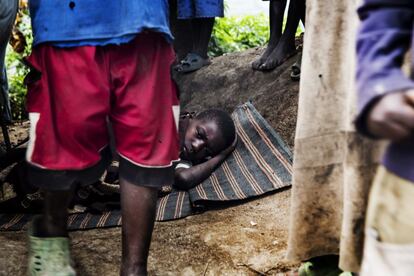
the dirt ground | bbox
[0,189,296,275]
[0,46,301,275]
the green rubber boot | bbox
[298,261,317,276]
[298,260,346,276]
[27,233,76,276]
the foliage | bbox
[208,13,304,58]
[208,14,269,57]
[5,7,32,121]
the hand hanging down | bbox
[366,90,414,142]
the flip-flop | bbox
[174,53,211,73]
[290,62,301,81]
[290,53,302,81]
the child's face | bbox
[181,119,226,164]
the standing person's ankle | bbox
[121,260,147,276]
[31,215,68,237]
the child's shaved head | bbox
[195,109,236,149]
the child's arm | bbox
[174,136,237,190]
[356,0,414,140]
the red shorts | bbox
[25,33,179,189]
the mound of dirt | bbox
[174,46,299,149]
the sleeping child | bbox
[175,108,237,190]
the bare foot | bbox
[252,39,279,70]
[259,37,296,71]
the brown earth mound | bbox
[175,47,299,149]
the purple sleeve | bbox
[355,0,414,136]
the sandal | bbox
[174,53,211,73]
[290,53,302,81]
[27,222,76,276]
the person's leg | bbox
[300,1,306,26]
[192,17,215,59]
[170,0,193,61]
[25,44,111,275]
[191,0,223,59]
[119,177,158,276]
[174,0,222,73]
[171,0,196,61]
[174,17,214,73]
[31,188,75,238]
[26,179,77,276]
[110,33,179,275]
[252,0,287,70]
[260,0,305,70]
[173,19,194,61]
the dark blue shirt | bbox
[29,0,173,47]
[356,0,414,182]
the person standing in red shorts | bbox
[25,1,179,275]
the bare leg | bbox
[192,17,215,59]
[32,188,75,237]
[300,0,306,25]
[169,0,193,61]
[252,0,287,70]
[120,177,158,276]
[174,18,214,72]
[260,0,305,70]
[171,19,193,61]
[27,187,77,275]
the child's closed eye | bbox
[196,127,207,140]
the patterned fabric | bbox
[0,102,292,230]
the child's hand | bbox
[367,90,414,142]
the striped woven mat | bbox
[0,102,292,231]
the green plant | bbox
[208,13,304,58]
[5,8,32,121]
[208,14,270,57]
